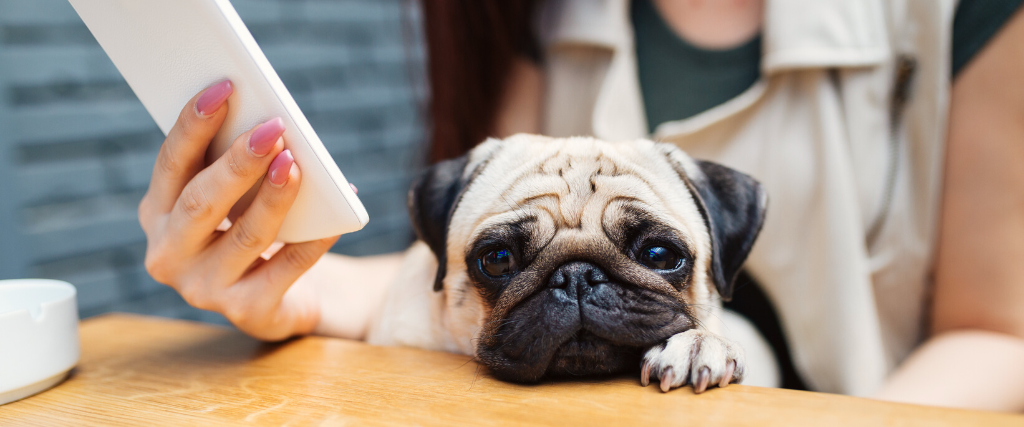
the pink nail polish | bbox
[349,183,358,194]
[196,80,233,116]
[249,118,285,156]
[268,149,294,186]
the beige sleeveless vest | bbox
[538,0,958,395]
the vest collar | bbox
[542,0,891,72]
[540,0,891,140]
[761,0,890,72]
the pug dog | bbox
[367,134,766,393]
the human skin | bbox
[141,0,1024,411]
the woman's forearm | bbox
[291,251,405,340]
[874,330,1024,412]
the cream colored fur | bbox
[367,134,748,390]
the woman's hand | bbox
[138,81,339,341]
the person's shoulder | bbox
[952,0,1024,77]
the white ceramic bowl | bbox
[0,279,80,405]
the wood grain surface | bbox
[1,314,1020,426]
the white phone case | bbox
[68,0,369,243]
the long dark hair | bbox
[418,0,540,163]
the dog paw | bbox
[640,329,745,393]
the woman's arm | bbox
[874,8,1024,412]
[296,252,404,340]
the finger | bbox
[143,80,233,215]
[166,117,286,248]
[211,150,300,280]
[242,235,339,312]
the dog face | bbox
[409,135,766,382]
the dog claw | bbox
[694,367,711,394]
[643,330,745,395]
[720,360,735,388]
[659,367,674,393]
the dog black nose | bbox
[548,261,608,289]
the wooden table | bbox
[1,314,1020,426]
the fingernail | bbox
[249,117,285,156]
[349,183,358,194]
[196,80,233,116]
[268,149,294,186]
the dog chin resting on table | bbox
[366,134,767,393]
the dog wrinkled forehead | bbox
[451,135,705,231]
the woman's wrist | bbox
[307,252,405,340]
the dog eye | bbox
[638,246,681,271]
[479,248,516,278]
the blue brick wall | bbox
[0,0,426,324]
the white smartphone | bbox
[67,0,369,243]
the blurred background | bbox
[0,0,426,323]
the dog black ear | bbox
[668,155,767,301]
[408,155,472,292]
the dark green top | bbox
[632,0,1024,133]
